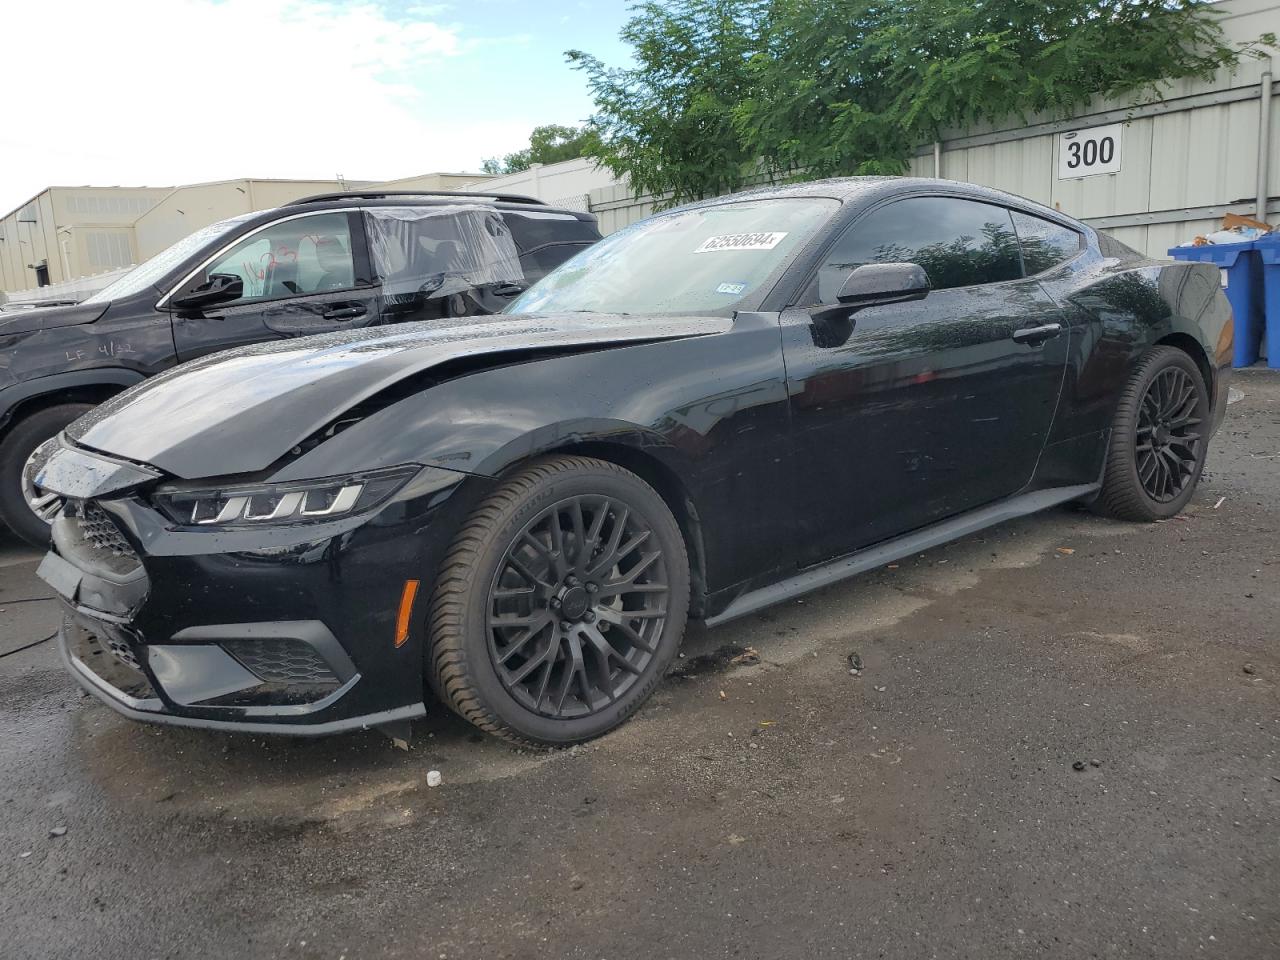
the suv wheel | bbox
[427,456,690,746]
[0,404,92,546]
[1096,347,1209,522]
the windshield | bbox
[83,212,259,304]
[506,197,838,316]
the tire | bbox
[1095,347,1209,522]
[0,404,93,547]
[427,455,690,746]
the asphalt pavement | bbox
[1,371,1277,960]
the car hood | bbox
[0,300,109,335]
[68,312,730,479]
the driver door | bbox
[170,211,378,362]
[780,195,1071,567]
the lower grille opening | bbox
[220,638,340,686]
[64,615,156,700]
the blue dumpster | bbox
[1168,240,1265,368]
[1247,234,1280,369]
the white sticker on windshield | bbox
[695,232,788,254]
[716,281,747,295]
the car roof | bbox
[277,190,598,224]
[678,176,1082,229]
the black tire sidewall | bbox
[1115,350,1209,520]
[458,465,689,744]
[0,404,92,546]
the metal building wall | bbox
[907,0,1279,255]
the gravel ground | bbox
[1,370,1277,960]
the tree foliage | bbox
[570,0,1273,204]
[567,1,769,201]
[482,124,603,175]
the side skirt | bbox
[704,482,1099,628]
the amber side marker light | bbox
[395,579,421,648]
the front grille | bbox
[78,502,134,557]
[60,501,142,578]
[220,638,339,686]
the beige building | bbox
[0,186,172,293]
[0,172,491,296]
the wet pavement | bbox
[1,370,1277,960]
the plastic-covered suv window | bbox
[364,206,523,299]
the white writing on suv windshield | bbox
[694,232,788,253]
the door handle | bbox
[322,305,366,321]
[1011,322,1063,345]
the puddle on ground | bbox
[73,701,563,829]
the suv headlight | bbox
[151,466,419,527]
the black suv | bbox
[0,191,600,544]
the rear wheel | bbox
[427,455,690,746]
[1096,347,1209,521]
[0,404,92,546]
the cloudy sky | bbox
[0,0,632,214]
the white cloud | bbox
[0,0,525,212]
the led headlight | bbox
[151,466,419,527]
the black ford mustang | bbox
[35,178,1231,746]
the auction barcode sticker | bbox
[695,232,788,253]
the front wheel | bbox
[1095,346,1209,522]
[427,455,690,746]
[0,404,93,546]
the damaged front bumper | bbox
[58,608,425,736]
[38,439,489,736]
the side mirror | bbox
[171,273,243,312]
[836,262,931,307]
[807,263,931,348]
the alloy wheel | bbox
[1135,366,1203,503]
[486,494,670,719]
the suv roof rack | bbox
[287,189,548,207]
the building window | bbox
[67,195,158,218]
[86,232,133,268]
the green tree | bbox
[482,124,603,175]
[567,0,769,203]
[571,0,1272,204]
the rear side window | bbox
[814,196,1023,300]
[1011,211,1083,274]
[502,210,599,250]
[518,242,596,285]
[1095,230,1143,262]
[502,211,601,285]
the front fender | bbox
[268,322,794,594]
[268,327,786,484]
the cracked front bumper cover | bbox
[58,612,426,736]
[35,439,492,736]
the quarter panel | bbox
[1035,246,1229,486]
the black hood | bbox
[0,300,109,336]
[68,312,729,479]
